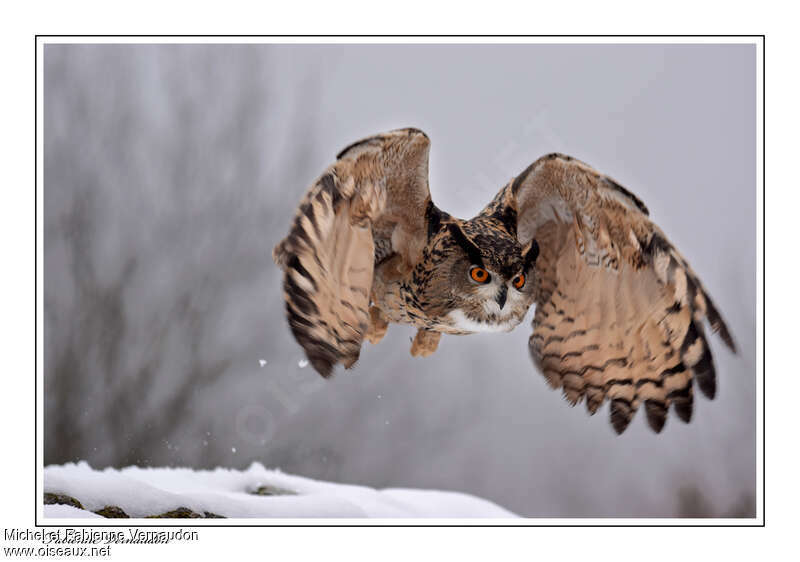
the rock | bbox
[94,506,129,518]
[250,485,296,496]
[146,507,204,518]
[43,493,83,510]
[44,493,224,518]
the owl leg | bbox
[410,329,441,357]
[366,306,390,344]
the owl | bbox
[273,128,735,434]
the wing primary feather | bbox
[276,128,432,377]
[506,153,734,434]
[671,385,694,423]
[644,399,668,433]
[610,398,634,434]
[704,297,737,352]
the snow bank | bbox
[43,462,516,519]
[43,504,103,519]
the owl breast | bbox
[444,309,523,334]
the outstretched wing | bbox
[273,128,432,377]
[498,154,735,434]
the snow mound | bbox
[43,504,103,519]
[43,462,516,519]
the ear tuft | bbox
[426,201,448,239]
[447,223,485,267]
[523,239,539,270]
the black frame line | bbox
[34,34,766,528]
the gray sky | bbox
[44,43,756,517]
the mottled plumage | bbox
[273,128,735,434]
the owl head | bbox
[418,211,539,333]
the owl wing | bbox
[273,128,432,377]
[499,153,735,433]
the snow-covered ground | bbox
[43,462,516,519]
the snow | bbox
[43,462,516,519]
[43,504,103,519]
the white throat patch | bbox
[446,310,519,334]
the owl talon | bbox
[410,329,441,357]
[366,306,389,344]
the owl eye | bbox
[469,266,491,284]
[513,273,526,289]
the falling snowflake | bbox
[298,359,309,368]
[259,359,267,367]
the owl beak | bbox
[495,286,508,310]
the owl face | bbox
[417,219,539,334]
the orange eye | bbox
[513,274,526,289]
[469,266,490,284]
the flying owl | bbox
[273,128,735,434]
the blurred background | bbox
[43,43,756,517]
